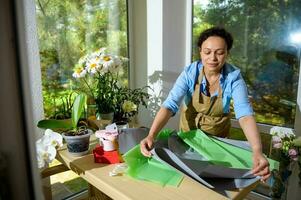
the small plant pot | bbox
[62,129,93,156]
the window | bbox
[35,0,128,119]
[193,0,301,129]
[35,0,128,198]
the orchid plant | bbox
[72,48,128,115]
[36,129,63,168]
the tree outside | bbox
[193,0,301,128]
[35,0,128,119]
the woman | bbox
[140,27,270,181]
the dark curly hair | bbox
[197,27,233,51]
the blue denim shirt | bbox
[162,61,254,119]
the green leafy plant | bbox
[42,90,76,119]
[113,86,150,122]
[37,93,87,135]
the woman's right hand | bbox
[140,135,155,157]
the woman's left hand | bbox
[252,152,270,182]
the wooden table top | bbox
[56,135,257,200]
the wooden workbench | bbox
[56,136,258,200]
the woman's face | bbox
[200,36,228,73]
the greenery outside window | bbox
[35,0,128,119]
[193,0,301,128]
[35,0,128,198]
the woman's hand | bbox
[140,135,155,157]
[139,107,172,157]
[252,152,270,182]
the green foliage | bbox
[193,0,301,127]
[42,90,75,119]
[114,86,150,121]
[71,94,87,129]
[95,72,119,114]
[36,0,129,118]
[37,94,87,133]
[37,119,73,131]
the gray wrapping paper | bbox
[151,134,260,191]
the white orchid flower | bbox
[36,139,45,168]
[36,138,56,168]
[72,66,87,78]
[43,129,63,148]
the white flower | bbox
[72,66,87,78]
[109,56,122,73]
[100,54,115,72]
[43,129,63,148]
[270,126,295,138]
[36,139,56,168]
[35,129,63,168]
[86,56,102,74]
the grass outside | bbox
[50,159,88,196]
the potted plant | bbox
[72,48,128,120]
[270,126,301,199]
[38,93,93,156]
[113,86,150,127]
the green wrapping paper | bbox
[178,129,279,171]
[123,129,279,187]
[122,144,183,186]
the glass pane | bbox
[49,160,88,198]
[35,0,128,119]
[35,0,128,198]
[228,128,271,156]
[193,0,300,128]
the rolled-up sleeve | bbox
[232,72,254,119]
[162,69,190,115]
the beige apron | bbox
[179,69,231,137]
